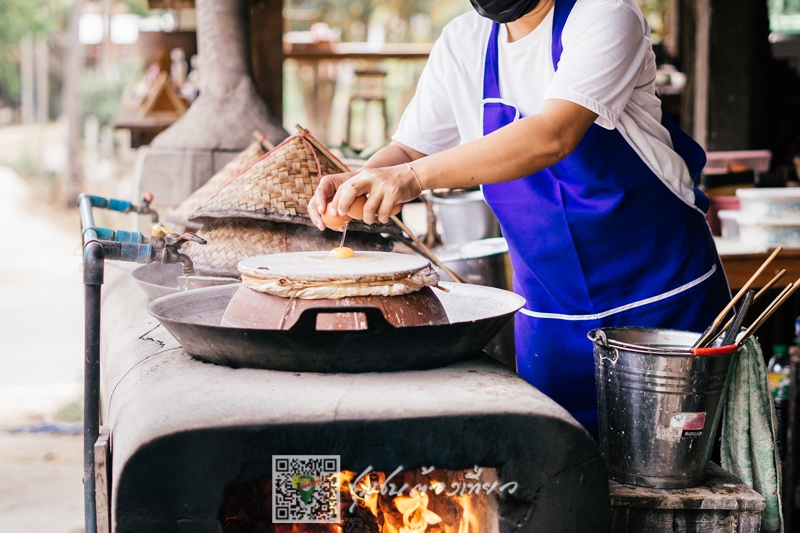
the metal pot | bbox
[131,262,240,300]
[430,190,500,245]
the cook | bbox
[309,0,730,435]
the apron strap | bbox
[551,0,579,71]
[483,22,502,100]
[660,104,707,183]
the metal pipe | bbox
[83,241,104,533]
[78,193,98,243]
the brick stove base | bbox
[100,271,611,532]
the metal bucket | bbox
[588,327,737,489]
[430,190,500,245]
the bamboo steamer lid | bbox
[189,131,395,233]
[165,136,269,227]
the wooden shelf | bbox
[720,249,800,290]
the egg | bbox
[328,246,355,259]
[321,203,346,229]
[346,196,402,220]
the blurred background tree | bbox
[0,0,65,104]
[286,0,470,43]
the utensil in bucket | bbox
[589,327,738,489]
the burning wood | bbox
[221,468,497,533]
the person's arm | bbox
[309,99,597,227]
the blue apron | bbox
[481,0,730,436]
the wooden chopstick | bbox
[295,124,468,284]
[389,233,470,284]
[738,277,800,345]
[705,269,786,347]
[694,246,783,347]
[390,215,468,284]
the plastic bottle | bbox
[768,344,791,459]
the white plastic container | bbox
[737,188,800,218]
[717,210,740,239]
[737,214,800,248]
[704,150,771,175]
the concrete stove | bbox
[100,271,610,532]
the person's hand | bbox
[308,171,358,230]
[330,164,423,225]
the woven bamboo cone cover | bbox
[190,131,395,233]
[185,218,393,277]
[165,137,269,227]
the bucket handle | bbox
[590,329,619,363]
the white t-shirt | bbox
[393,0,697,206]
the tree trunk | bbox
[20,35,35,126]
[61,1,84,204]
[36,39,48,125]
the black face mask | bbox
[469,0,542,23]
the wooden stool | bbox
[610,463,766,532]
[346,69,389,148]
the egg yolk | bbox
[328,246,355,259]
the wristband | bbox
[405,162,424,196]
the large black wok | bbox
[147,282,524,373]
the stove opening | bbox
[221,467,504,533]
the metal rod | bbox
[83,241,104,533]
[722,289,754,346]
[79,193,99,243]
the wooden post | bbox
[706,0,772,151]
[20,35,35,125]
[61,1,84,203]
[250,0,284,123]
[692,0,710,149]
[35,39,48,124]
[678,0,697,137]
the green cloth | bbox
[721,336,784,533]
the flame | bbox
[457,495,472,533]
[394,493,442,533]
[223,468,489,533]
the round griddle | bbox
[147,282,525,373]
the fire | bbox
[393,493,441,533]
[222,467,497,533]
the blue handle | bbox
[87,195,132,213]
[87,227,143,243]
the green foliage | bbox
[54,395,83,423]
[287,0,470,42]
[80,59,142,128]
[0,0,65,99]
[120,0,150,18]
